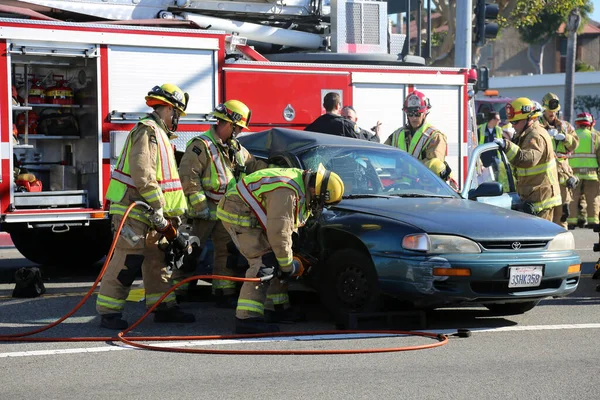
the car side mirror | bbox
[468,181,503,200]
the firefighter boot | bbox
[265,307,307,324]
[153,306,196,323]
[100,313,129,330]
[234,317,280,334]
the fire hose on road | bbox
[0,202,452,355]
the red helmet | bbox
[403,90,431,113]
[575,112,593,127]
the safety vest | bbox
[107,117,186,224]
[218,168,311,231]
[389,122,439,160]
[478,124,502,144]
[191,129,247,205]
[569,127,599,180]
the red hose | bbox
[0,203,449,354]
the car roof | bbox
[238,127,389,158]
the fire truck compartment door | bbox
[107,45,217,118]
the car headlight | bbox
[547,232,575,251]
[402,234,481,254]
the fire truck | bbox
[0,0,479,267]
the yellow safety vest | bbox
[217,168,311,233]
[478,124,502,144]
[569,127,599,180]
[389,122,439,160]
[107,117,186,225]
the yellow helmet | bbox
[506,97,535,122]
[314,163,344,205]
[145,83,189,116]
[213,100,252,130]
[542,92,560,112]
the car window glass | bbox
[468,147,513,194]
[300,146,458,197]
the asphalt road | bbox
[1,228,599,400]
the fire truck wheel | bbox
[10,223,112,267]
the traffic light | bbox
[474,0,499,46]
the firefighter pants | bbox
[221,221,290,320]
[568,179,600,226]
[96,216,176,316]
[171,218,240,296]
[552,184,572,228]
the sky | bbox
[592,2,600,23]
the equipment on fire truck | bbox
[36,108,79,136]
[27,75,46,104]
[15,169,43,192]
[16,109,38,135]
[45,75,74,105]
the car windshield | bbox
[299,146,459,198]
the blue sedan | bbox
[238,128,581,317]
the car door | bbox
[461,142,521,210]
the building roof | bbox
[557,20,600,35]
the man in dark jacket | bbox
[305,92,360,138]
[341,106,380,142]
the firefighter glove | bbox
[493,138,506,150]
[258,252,278,279]
[278,259,302,281]
[566,176,579,189]
[440,161,452,181]
[554,132,566,141]
[547,128,558,138]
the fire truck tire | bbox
[10,223,112,267]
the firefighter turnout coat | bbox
[504,120,562,216]
[568,126,600,226]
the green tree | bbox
[510,0,592,74]
[574,95,600,118]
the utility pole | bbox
[564,8,581,124]
[454,0,472,68]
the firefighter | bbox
[216,165,344,334]
[96,83,195,329]
[385,90,448,175]
[305,92,361,138]
[567,112,600,229]
[539,93,579,228]
[341,105,381,142]
[172,100,268,308]
[493,97,561,222]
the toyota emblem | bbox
[511,242,522,250]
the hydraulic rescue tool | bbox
[141,202,202,272]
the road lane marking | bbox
[2,323,600,358]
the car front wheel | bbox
[485,300,540,315]
[319,249,382,318]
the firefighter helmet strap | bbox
[319,170,331,204]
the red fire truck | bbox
[0,0,479,267]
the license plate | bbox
[508,266,543,288]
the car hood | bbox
[333,196,564,240]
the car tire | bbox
[485,300,540,315]
[319,249,382,319]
